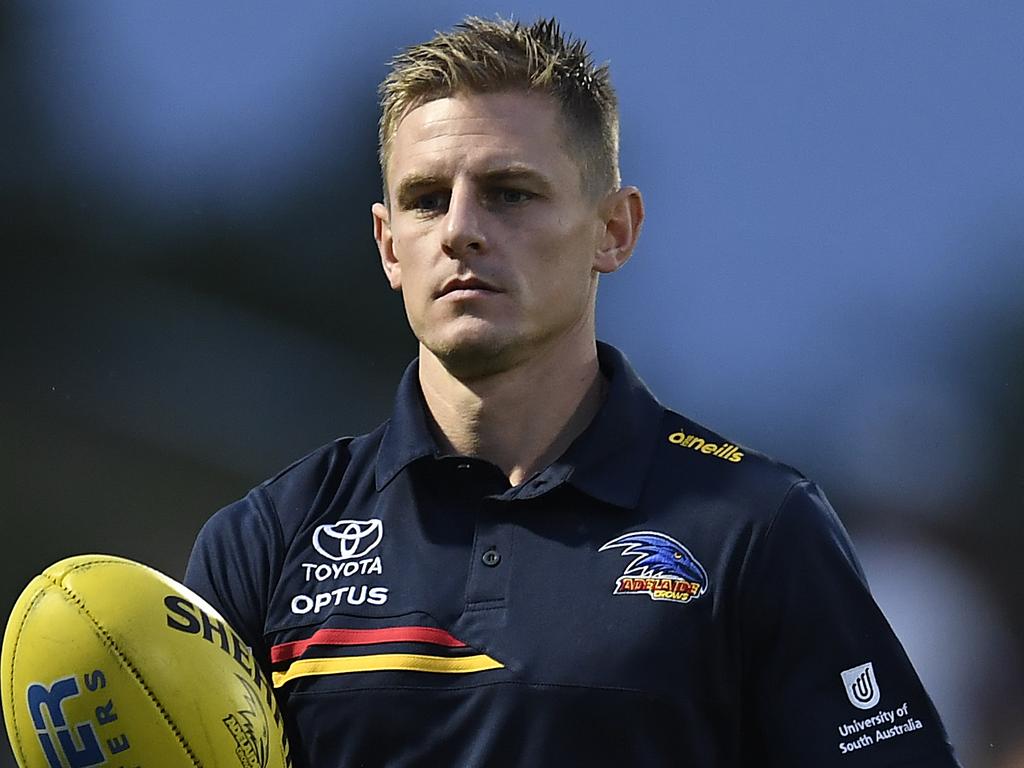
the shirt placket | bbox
[465,496,513,610]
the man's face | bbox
[373,91,615,378]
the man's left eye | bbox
[495,189,532,204]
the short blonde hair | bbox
[378,17,620,200]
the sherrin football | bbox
[2,555,290,767]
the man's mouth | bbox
[436,276,501,298]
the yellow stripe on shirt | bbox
[272,653,504,687]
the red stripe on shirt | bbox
[271,626,468,664]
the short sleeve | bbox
[740,480,961,767]
[184,487,283,667]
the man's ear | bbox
[372,202,402,291]
[593,186,644,274]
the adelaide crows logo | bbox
[599,531,708,604]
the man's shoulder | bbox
[250,422,389,521]
[188,422,392,599]
[264,421,387,481]
[644,405,808,522]
[596,342,807,519]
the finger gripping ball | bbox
[2,554,291,767]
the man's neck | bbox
[418,338,605,487]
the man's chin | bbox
[422,333,521,381]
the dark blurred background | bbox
[2,2,1022,765]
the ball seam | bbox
[43,560,204,767]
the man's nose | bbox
[441,184,487,257]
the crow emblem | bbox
[599,531,708,603]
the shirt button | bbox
[481,548,501,567]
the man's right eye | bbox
[410,192,449,213]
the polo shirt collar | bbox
[374,342,665,509]
[550,342,665,508]
[374,361,439,490]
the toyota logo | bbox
[312,519,384,561]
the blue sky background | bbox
[24,1,1024,493]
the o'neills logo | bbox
[667,430,744,462]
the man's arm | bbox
[184,488,283,669]
[739,480,961,766]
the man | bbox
[186,17,961,767]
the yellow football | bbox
[2,554,290,767]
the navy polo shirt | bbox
[185,342,960,767]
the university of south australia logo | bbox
[599,531,708,604]
[841,662,881,710]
